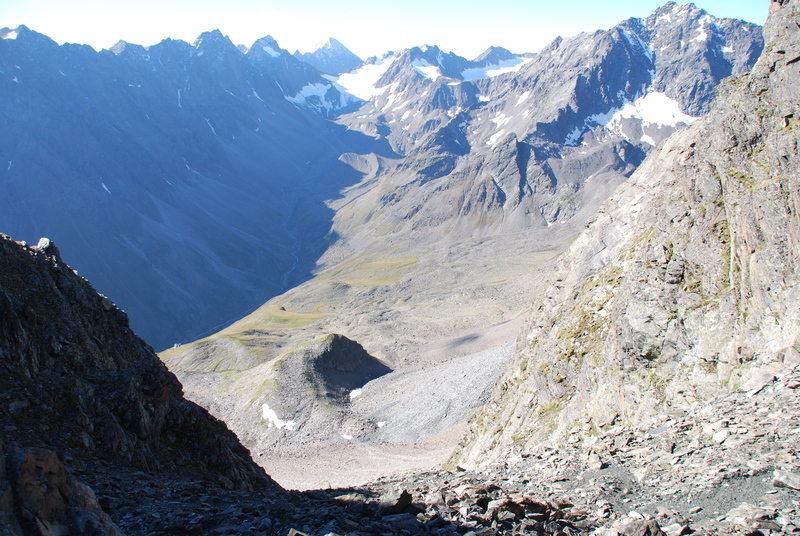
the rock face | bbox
[0,234,274,491]
[454,0,799,468]
[0,443,122,536]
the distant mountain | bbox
[294,37,363,75]
[328,1,763,254]
[0,26,375,349]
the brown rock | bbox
[4,445,123,536]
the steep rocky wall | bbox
[453,0,800,467]
[0,235,274,491]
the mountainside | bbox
[294,38,363,76]
[0,27,373,349]
[453,0,799,472]
[0,234,273,490]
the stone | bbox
[772,470,800,490]
[712,430,729,444]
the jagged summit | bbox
[472,45,518,63]
[293,36,362,75]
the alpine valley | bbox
[2,1,799,536]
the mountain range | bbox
[2,0,800,535]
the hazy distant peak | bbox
[294,37,362,75]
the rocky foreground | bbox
[4,364,797,535]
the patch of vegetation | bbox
[317,252,420,287]
[727,168,756,190]
[250,306,331,329]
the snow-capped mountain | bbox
[294,37,363,76]
[323,1,763,255]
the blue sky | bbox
[2,0,768,59]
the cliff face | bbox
[454,0,800,467]
[0,235,274,491]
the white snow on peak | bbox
[564,92,696,147]
[377,421,386,428]
[487,129,506,146]
[516,91,531,105]
[349,388,363,400]
[287,82,329,103]
[491,113,511,128]
[411,59,442,80]
[101,182,111,194]
[262,45,280,57]
[288,81,360,112]
[335,54,397,100]
[262,403,297,431]
[609,92,696,128]
[340,433,353,440]
[2,30,18,40]
[722,45,734,54]
[461,57,533,81]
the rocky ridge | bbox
[0,234,272,491]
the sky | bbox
[2,0,768,60]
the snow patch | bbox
[491,113,510,128]
[261,45,280,57]
[461,57,533,81]
[564,126,584,146]
[565,92,696,146]
[411,59,442,80]
[516,91,531,106]
[487,129,506,146]
[335,54,397,100]
[2,30,18,40]
[251,89,264,102]
[692,28,708,43]
[262,404,296,431]
[340,434,353,440]
[608,92,696,128]
[377,421,386,428]
[349,388,363,400]
[101,182,111,194]
[177,89,182,108]
[204,118,218,136]
[6,161,11,172]
[722,46,734,54]
[11,76,18,83]
[640,134,656,146]
[478,95,490,102]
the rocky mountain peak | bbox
[293,36,362,75]
[193,29,240,58]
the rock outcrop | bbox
[0,442,122,536]
[0,234,274,491]
[455,0,800,468]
